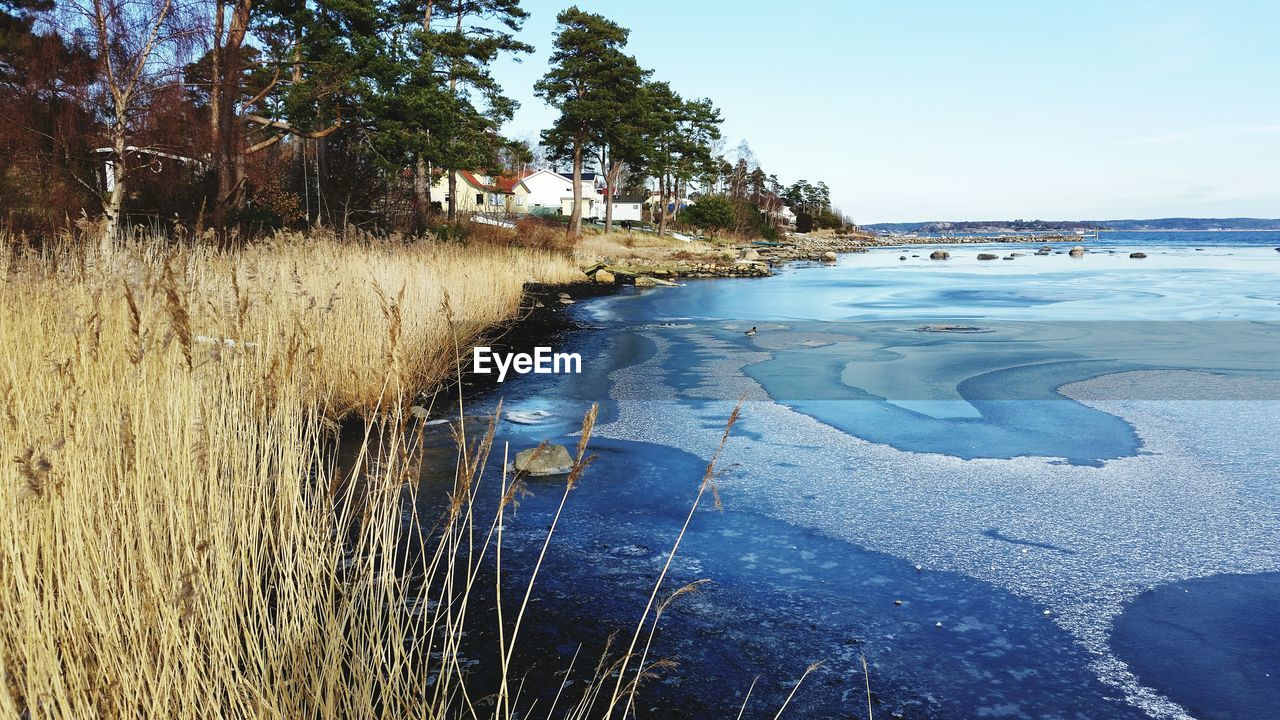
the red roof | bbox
[495,170,533,192]
[457,169,532,194]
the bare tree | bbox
[60,0,195,250]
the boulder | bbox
[929,250,950,260]
[1002,256,1015,260]
[821,251,838,262]
[1069,246,1085,257]
[741,248,761,261]
[633,276,658,287]
[557,292,571,300]
[899,255,907,261]
[1010,252,1025,257]
[1129,252,1147,259]
[1040,245,1053,252]
[977,253,999,260]
[513,444,574,476]
[594,269,616,284]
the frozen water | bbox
[579,236,1280,718]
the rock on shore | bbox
[514,444,574,475]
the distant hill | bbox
[864,218,1280,233]
[1094,218,1280,231]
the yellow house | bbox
[430,170,532,214]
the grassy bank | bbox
[0,233,588,717]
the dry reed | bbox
[0,231,827,719]
[0,232,580,718]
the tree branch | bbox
[244,113,342,139]
[244,133,285,154]
[238,66,281,113]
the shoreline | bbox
[578,231,1099,285]
[405,232,1280,719]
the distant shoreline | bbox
[865,219,1280,233]
[1097,228,1280,232]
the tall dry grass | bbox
[0,232,824,719]
[575,231,721,264]
[0,233,585,718]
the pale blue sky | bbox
[492,1,1280,223]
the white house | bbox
[515,169,569,214]
[591,192,646,223]
[517,169,602,217]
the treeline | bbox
[1096,217,1280,231]
[680,144,851,237]
[867,220,1106,233]
[2,0,539,243]
[0,0,847,244]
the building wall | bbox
[520,171,574,213]
[509,185,531,214]
[560,197,594,217]
[429,172,512,214]
[610,202,644,222]
[590,201,643,222]
[430,173,479,213]
[521,169,604,216]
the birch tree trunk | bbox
[85,0,174,251]
[101,127,126,253]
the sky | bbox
[491,0,1280,224]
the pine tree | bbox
[535,6,640,237]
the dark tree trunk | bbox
[657,172,668,237]
[447,170,456,221]
[414,154,431,228]
[568,140,583,237]
[209,0,252,228]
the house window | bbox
[489,193,502,206]
[515,196,525,206]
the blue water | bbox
[1112,572,1280,720]
[427,231,1280,719]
